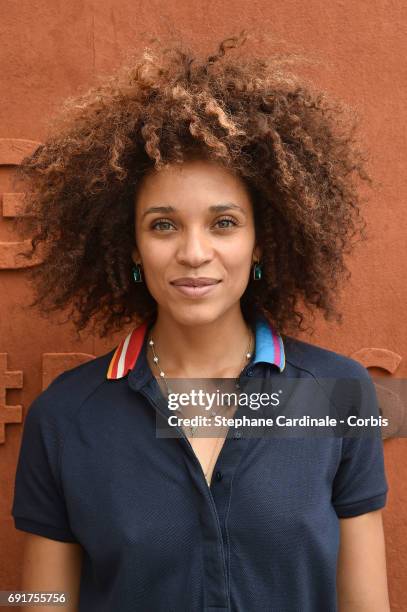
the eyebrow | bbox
[141,203,247,219]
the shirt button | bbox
[247,370,253,377]
[234,430,242,439]
[215,471,223,481]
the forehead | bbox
[135,160,252,209]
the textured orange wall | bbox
[1,1,406,608]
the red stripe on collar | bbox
[106,321,148,379]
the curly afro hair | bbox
[12,32,370,339]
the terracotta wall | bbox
[1,1,406,608]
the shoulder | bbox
[26,348,117,429]
[281,336,378,423]
[282,334,370,380]
[46,348,115,393]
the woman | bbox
[11,34,390,611]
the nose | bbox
[175,226,214,268]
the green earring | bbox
[132,264,143,283]
[253,262,262,281]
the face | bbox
[132,159,261,326]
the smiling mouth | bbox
[170,279,221,287]
[170,280,222,298]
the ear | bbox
[131,246,140,265]
[253,244,262,263]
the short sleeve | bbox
[332,366,388,518]
[11,391,78,542]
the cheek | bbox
[143,256,166,288]
[138,236,171,269]
[224,242,253,272]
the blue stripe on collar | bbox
[252,313,285,372]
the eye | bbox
[214,216,239,229]
[151,218,176,231]
[150,216,239,232]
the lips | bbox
[170,278,221,287]
[170,277,222,299]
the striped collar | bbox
[107,313,285,380]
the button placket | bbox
[137,380,232,609]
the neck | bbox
[147,305,254,378]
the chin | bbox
[168,303,223,327]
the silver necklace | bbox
[148,328,254,437]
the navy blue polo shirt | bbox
[11,312,388,611]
